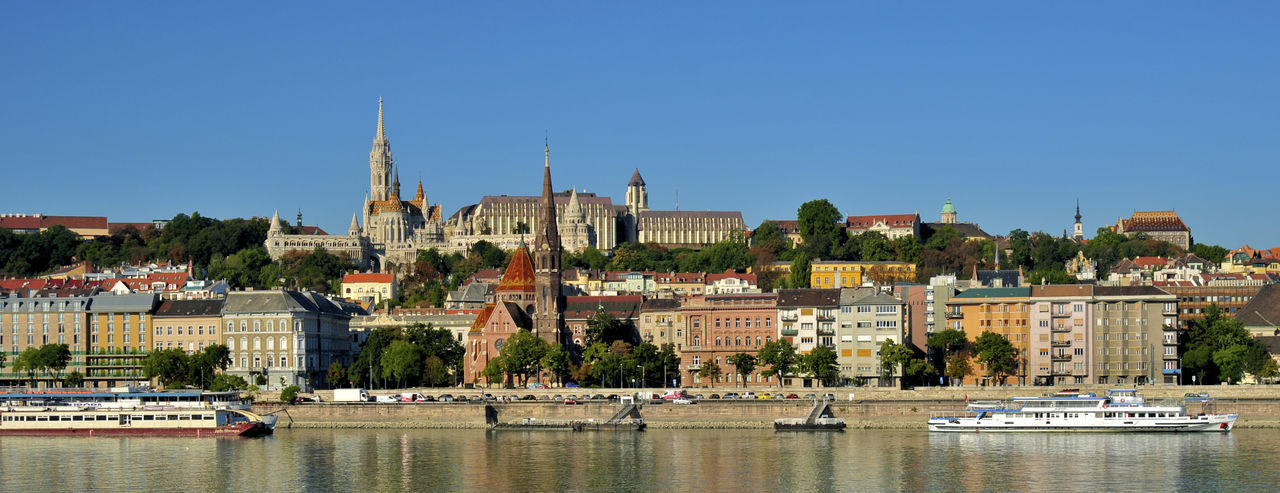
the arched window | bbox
[227,322,233,333]
[267,320,274,331]
[240,337,247,351]
[715,337,721,346]
[267,338,274,350]
[253,337,261,350]
[735,337,741,346]
[253,321,261,332]
[279,337,287,350]
[240,322,247,332]
[228,339,236,350]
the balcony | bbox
[1050,340,1070,347]
[1051,310,1072,318]
[945,311,963,319]
[1051,325,1071,333]
[816,314,835,322]
[780,329,798,337]
[1052,353,1072,361]
[780,314,799,323]
[817,328,835,336]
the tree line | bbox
[344,324,466,389]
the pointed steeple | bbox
[1075,200,1082,222]
[349,212,360,235]
[534,140,563,346]
[269,210,282,233]
[376,97,386,142]
[393,168,401,198]
[628,168,645,187]
[567,186,581,213]
[415,180,425,202]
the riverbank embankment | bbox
[251,385,1280,430]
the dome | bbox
[941,198,956,214]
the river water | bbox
[3,429,1278,492]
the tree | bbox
[513,221,531,235]
[800,346,840,386]
[209,374,250,392]
[422,356,450,387]
[879,340,916,387]
[38,344,72,379]
[927,329,968,381]
[381,340,426,388]
[63,370,84,388]
[481,357,506,387]
[585,309,636,347]
[786,252,812,289]
[973,331,1016,386]
[499,329,550,386]
[541,344,572,387]
[326,361,347,389]
[697,361,722,388]
[946,354,972,385]
[758,340,798,384]
[797,199,845,258]
[280,385,301,404]
[143,348,190,388]
[726,353,757,387]
[656,343,682,387]
[751,220,790,255]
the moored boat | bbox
[928,389,1236,433]
[0,388,271,437]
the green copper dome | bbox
[941,198,956,214]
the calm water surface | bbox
[3,429,1278,492]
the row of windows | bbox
[156,325,216,336]
[711,317,772,328]
[8,324,80,334]
[1097,362,1148,370]
[227,336,290,351]
[225,320,301,333]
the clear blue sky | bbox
[2,2,1277,248]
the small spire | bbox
[269,210,281,231]
[544,136,550,169]
[349,212,360,235]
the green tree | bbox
[926,329,968,383]
[946,354,972,385]
[800,346,840,386]
[585,309,636,347]
[541,344,572,387]
[352,327,398,389]
[797,199,845,258]
[499,329,550,386]
[726,353,757,387]
[758,339,798,384]
[786,252,812,289]
[422,355,451,387]
[1192,243,1229,263]
[326,361,347,389]
[513,221,531,235]
[63,370,85,387]
[143,348,190,388]
[697,361,722,388]
[751,220,790,255]
[655,343,682,387]
[973,331,1016,386]
[879,340,916,387]
[892,235,923,264]
[381,340,426,388]
[209,374,250,392]
[38,344,72,379]
[481,356,506,387]
[280,385,301,404]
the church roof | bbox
[497,247,535,292]
[941,199,956,214]
[629,168,646,187]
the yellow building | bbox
[946,287,1031,386]
[87,293,159,387]
[810,261,917,288]
[0,295,90,388]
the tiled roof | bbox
[1119,211,1189,232]
[1133,256,1168,268]
[641,210,743,219]
[497,248,535,292]
[1029,285,1094,297]
[923,222,991,239]
[655,273,704,284]
[1238,284,1280,329]
[641,298,681,310]
[705,271,756,284]
[845,214,919,230]
[776,288,840,307]
[343,273,395,284]
[154,299,224,317]
[952,287,1030,299]
[1092,286,1175,298]
[87,293,159,312]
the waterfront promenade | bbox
[252,385,1280,430]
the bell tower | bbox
[369,98,395,202]
[533,143,564,345]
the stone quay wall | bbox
[251,385,1280,430]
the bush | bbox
[280,385,301,404]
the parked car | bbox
[565,382,580,388]
[709,394,720,399]
[722,392,738,400]
[455,395,470,402]
[521,394,536,401]
[375,395,398,403]
[438,394,454,402]
[757,393,772,399]
[420,395,436,402]
[563,399,579,405]
[673,398,694,404]
[802,394,816,400]
[591,394,606,400]
[785,394,799,399]
[553,395,564,401]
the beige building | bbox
[152,299,224,354]
[221,290,356,392]
[341,273,397,305]
[0,294,91,388]
[1092,286,1177,386]
[1110,211,1192,250]
[639,298,683,350]
[836,287,907,386]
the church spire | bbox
[349,212,360,235]
[533,140,563,346]
[376,97,386,142]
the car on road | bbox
[722,392,738,400]
[673,398,694,405]
[521,394,536,401]
[375,395,397,403]
[438,394,454,402]
[757,393,772,399]
[528,383,547,389]
[802,394,816,400]
[563,399,580,405]
[785,394,799,399]
[709,394,720,399]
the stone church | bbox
[265,99,447,272]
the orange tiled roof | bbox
[497,248,535,292]
[343,273,394,284]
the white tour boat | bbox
[928,389,1237,432]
